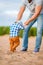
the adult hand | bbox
[15,20,20,23]
[23,21,29,28]
[24,20,30,26]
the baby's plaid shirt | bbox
[10,22,25,37]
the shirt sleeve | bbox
[18,22,25,30]
[35,0,43,6]
[21,0,26,7]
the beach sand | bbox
[0,35,43,65]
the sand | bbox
[0,35,43,65]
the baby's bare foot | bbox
[6,50,14,55]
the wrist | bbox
[16,20,21,23]
[27,19,31,24]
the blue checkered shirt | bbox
[10,22,25,37]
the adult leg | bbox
[34,14,43,52]
[22,19,37,51]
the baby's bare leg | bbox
[12,40,20,51]
[9,38,14,52]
